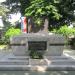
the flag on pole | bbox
[21,17,27,33]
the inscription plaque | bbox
[28,41,47,50]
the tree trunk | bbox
[43,17,49,33]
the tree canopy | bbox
[21,0,61,20]
[20,0,75,19]
[19,0,75,30]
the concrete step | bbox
[0,65,30,71]
[47,65,75,70]
[1,59,75,66]
[50,59,75,62]
[0,55,75,71]
[51,60,75,65]
[0,64,75,71]
[0,58,29,65]
[44,56,71,60]
[44,56,75,65]
[8,56,29,60]
[30,58,75,66]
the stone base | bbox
[0,52,75,71]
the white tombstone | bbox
[0,16,4,29]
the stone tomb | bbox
[0,33,75,71]
[10,33,65,56]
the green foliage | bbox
[57,26,75,37]
[20,0,30,15]
[29,49,43,59]
[0,6,9,18]
[30,50,43,59]
[52,25,75,37]
[5,27,21,39]
[25,0,61,20]
[58,0,74,13]
[51,25,75,47]
[20,0,75,28]
[33,17,44,26]
[3,27,21,44]
[22,0,62,27]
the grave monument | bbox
[0,18,75,71]
[10,33,64,56]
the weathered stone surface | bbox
[10,36,27,44]
[45,46,64,56]
[0,52,75,71]
[10,33,65,56]
[11,46,28,56]
[48,35,65,44]
[29,59,48,65]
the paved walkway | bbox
[63,49,75,60]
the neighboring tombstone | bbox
[0,16,4,29]
[0,16,4,38]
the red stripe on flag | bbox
[24,17,27,24]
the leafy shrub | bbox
[5,27,21,39]
[4,27,21,44]
[52,25,75,38]
[58,26,75,37]
[51,25,75,47]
